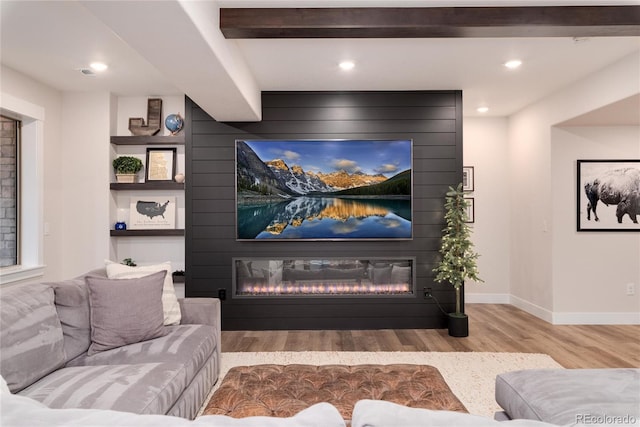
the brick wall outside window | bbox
[0,115,18,267]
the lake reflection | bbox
[237,197,411,239]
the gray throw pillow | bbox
[50,278,91,361]
[86,270,168,356]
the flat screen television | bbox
[236,139,412,241]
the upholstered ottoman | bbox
[495,369,640,425]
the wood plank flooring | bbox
[221,304,640,369]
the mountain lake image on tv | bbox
[236,139,412,240]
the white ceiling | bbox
[1,0,638,122]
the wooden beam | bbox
[220,6,640,39]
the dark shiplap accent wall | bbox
[186,91,463,330]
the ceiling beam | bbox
[220,6,640,39]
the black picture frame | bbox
[146,148,177,182]
[463,166,474,192]
[464,197,475,223]
[577,159,640,232]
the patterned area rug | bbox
[203,364,467,419]
[200,351,563,418]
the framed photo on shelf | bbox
[146,148,176,182]
[464,197,475,223]
[129,196,176,229]
[577,160,640,232]
[463,166,474,192]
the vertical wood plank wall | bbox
[186,91,463,330]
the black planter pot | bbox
[448,313,469,337]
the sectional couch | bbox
[0,267,220,419]
[2,268,638,427]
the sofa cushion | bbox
[67,325,216,385]
[495,368,640,426]
[351,400,560,427]
[105,260,181,325]
[0,283,66,393]
[49,278,91,361]
[18,362,188,415]
[86,271,168,356]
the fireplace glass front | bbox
[233,257,415,298]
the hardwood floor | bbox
[221,304,640,369]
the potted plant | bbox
[433,183,482,337]
[113,156,143,183]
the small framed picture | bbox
[463,166,474,192]
[464,197,475,223]
[146,148,176,181]
[129,196,176,229]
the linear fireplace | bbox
[233,257,415,298]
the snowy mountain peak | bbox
[266,159,289,171]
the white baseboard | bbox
[473,294,640,325]
[508,295,554,323]
[552,311,640,325]
[465,293,511,304]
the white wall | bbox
[551,126,640,323]
[508,52,640,324]
[463,117,511,303]
[59,92,112,278]
[1,65,64,284]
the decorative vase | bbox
[116,173,137,183]
[174,173,185,183]
[448,313,469,337]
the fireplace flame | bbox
[238,281,412,296]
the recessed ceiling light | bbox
[504,59,522,70]
[90,62,108,72]
[477,106,489,113]
[339,61,355,71]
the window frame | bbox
[0,93,45,284]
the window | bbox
[0,115,20,267]
[0,93,44,284]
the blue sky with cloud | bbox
[244,139,412,177]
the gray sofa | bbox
[495,368,640,425]
[0,269,221,419]
[1,389,562,427]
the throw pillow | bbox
[85,271,168,356]
[105,260,181,325]
[49,278,91,361]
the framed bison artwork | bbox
[577,160,640,232]
[129,196,176,229]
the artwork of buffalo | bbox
[577,160,640,231]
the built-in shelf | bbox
[110,229,185,237]
[110,135,185,145]
[110,182,184,191]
